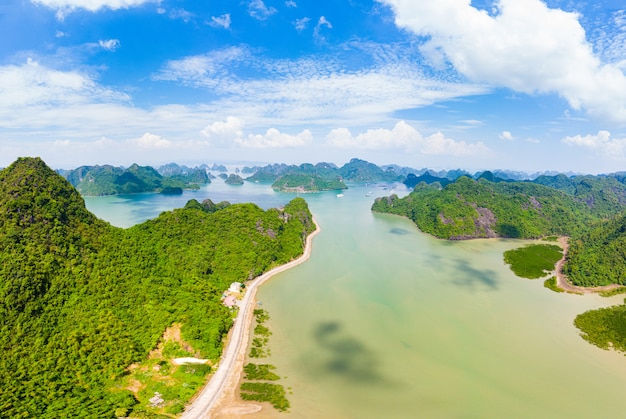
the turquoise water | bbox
[85,183,626,418]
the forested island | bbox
[245,158,399,192]
[60,163,211,196]
[0,157,315,418]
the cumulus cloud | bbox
[380,0,626,122]
[209,14,231,29]
[31,0,155,19]
[327,120,489,156]
[201,117,312,148]
[201,116,245,145]
[285,0,297,7]
[248,0,277,20]
[99,39,120,51]
[239,128,313,148]
[131,132,172,149]
[499,131,514,141]
[562,130,626,159]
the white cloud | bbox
[327,121,489,156]
[201,116,245,145]
[154,45,486,129]
[239,128,313,148]
[248,0,277,20]
[99,39,120,51]
[314,16,332,42]
[31,0,155,19]
[294,17,310,32]
[499,131,514,141]
[201,117,312,148]
[169,8,193,22]
[380,0,626,123]
[285,0,297,7]
[0,58,129,110]
[209,14,231,29]
[131,132,172,149]
[562,130,626,159]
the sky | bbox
[1,0,626,174]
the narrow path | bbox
[554,236,623,293]
[181,218,320,419]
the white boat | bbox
[336,193,344,198]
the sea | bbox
[84,180,626,419]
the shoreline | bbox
[554,236,623,293]
[181,216,320,419]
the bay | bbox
[85,182,626,418]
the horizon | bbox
[2,1,626,173]
[4,155,605,178]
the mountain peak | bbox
[0,156,95,228]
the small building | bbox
[223,295,237,307]
[228,282,242,293]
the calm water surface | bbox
[85,182,626,418]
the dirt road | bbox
[181,219,320,419]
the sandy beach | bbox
[181,216,320,419]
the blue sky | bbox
[1,0,626,174]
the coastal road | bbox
[182,219,319,419]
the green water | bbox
[85,184,626,418]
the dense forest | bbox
[0,157,314,418]
[372,176,596,239]
[60,163,210,196]
[563,214,626,286]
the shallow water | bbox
[85,182,626,418]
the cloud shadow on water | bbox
[448,259,499,291]
[304,321,391,386]
[389,227,410,235]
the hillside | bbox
[564,214,626,286]
[372,177,597,239]
[0,157,314,418]
[272,173,347,192]
[246,158,400,188]
[531,174,626,217]
[62,163,209,196]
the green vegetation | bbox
[503,244,562,279]
[249,309,271,358]
[224,174,244,185]
[531,174,626,218]
[241,309,290,412]
[0,157,313,418]
[246,158,400,189]
[272,173,347,192]
[564,214,626,286]
[338,158,400,182]
[114,324,213,416]
[62,163,209,196]
[543,277,564,293]
[372,177,598,239]
[599,288,626,297]
[240,382,290,412]
[243,363,280,381]
[574,306,626,352]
